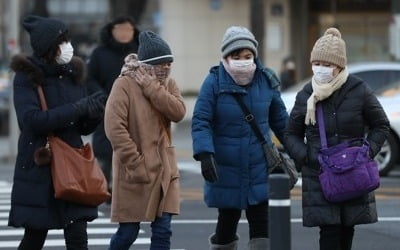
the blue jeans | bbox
[109,213,172,250]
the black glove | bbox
[73,91,107,118]
[198,153,218,183]
[87,92,107,118]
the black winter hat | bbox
[23,15,67,57]
[138,31,173,65]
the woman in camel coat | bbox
[104,31,186,250]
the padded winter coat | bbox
[8,55,101,229]
[192,60,288,209]
[285,75,390,227]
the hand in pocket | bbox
[125,155,150,183]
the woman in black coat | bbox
[8,15,106,250]
[285,28,390,250]
[86,16,140,192]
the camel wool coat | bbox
[104,75,186,222]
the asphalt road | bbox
[0,122,399,249]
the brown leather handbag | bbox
[35,85,111,206]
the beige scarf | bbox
[305,67,349,125]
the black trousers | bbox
[319,225,354,250]
[18,220,88,250]
[213,202,269,244]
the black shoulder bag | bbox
[232,94,298,189]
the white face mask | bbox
[56,42,74,64]
[229,59,254,69]
[312,65,334,83]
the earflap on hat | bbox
[138,31,174,65]
[22,15,67,57]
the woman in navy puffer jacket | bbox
[192,26,288,250]
[9,15,106,250]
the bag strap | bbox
[317,104,368,151]
[232,94,267,145]
[36,85,55,140]
[37,85,48,111]
[316,103,328,149]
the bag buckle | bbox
[245,114,254,121]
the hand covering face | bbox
[120,53,170,85]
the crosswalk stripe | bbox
[0,188,11,194]
[0,238,151,248]
[0,205,10,210]
[0,228,145,236]
[0,181,153,248]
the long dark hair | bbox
[42,31,70,63]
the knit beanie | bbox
[310,27,347,68]
[221,26,258,58]
[22,15,67,57]
[137,31,173,65]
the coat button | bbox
[59,75,63,79]
[29,142,32,145]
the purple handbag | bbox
[317,104,380,202]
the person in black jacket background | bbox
[9,15,106,250]
[284,27,389,250]
[86,16,140,200]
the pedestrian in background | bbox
[9,15,106,250]
[104,31,186,250]
[191,26,289,250]
[279,56,297,91]
[86,16,140,201]
[284,27,389,250]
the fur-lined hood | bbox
[10,54,86,86]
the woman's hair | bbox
[227,48,254,58]
[42,31,70,63]
[110,16,135,28]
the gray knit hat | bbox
[221,26,258,58]
[310,27,347,68]
[23,15,67,57]
[138,31,173,65]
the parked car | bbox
[278,62,400,176]
[373,82,400,175]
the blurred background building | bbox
[1,0,400,137]
[1,0,400,91]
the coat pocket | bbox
[124,154,150,183]
[166,146,180,179]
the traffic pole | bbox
[6,0,20,164]
[269,174,291,250]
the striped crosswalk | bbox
[0,181,161,249]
